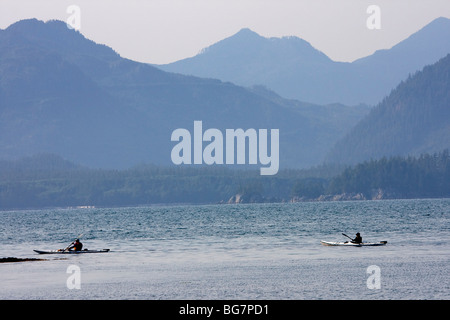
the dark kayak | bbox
[34,249,110,254]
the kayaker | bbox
[68,239,83,251]
[352,233,362,244]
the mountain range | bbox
[0,19,368,170]
[159,17,450,106]
[0,18,449,172]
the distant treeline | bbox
[326,150,450,199]
[0,154,340,209]
[0,151,449,210]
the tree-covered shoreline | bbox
[325,150,450,200]
[1,151,449,210]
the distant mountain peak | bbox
[160,17,450,105]
[231,28,313,46]
[217,28,318,49]
[6,18,74,36]
[198,27,264,55]
[3,18,120,60]
[6,17,42,29]
[235,27,260,37]
[172,26,331,67]
[426,16,450,26]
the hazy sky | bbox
[1,0,450,64]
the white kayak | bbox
[321,240,387,247]
[34,249,110,254]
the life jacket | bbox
[73,242,83,251]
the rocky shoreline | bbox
[224,188,399,204]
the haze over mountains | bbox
[160,17,450,106]
[0,19,367,170]
[0,18,449,172]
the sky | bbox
[1,0,450,65]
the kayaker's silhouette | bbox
[68,239,83,251]
[352,233,362,244]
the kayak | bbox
[34,249,110,254]
[320,240,387,247]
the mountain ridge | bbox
[0,19,369,170]
[159,17,450,105]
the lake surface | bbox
[1,199,449,299]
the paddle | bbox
[343,233,387,245]
[342,233,353,241]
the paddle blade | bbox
[342,233,352,240]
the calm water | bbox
[1,199,449,299]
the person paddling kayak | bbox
[68,239,83,251]
[352,233,362,244]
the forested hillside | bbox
[326,54,450,165]
[325,150,450,200]
[0,154,341,209]
[1,152,449,210]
